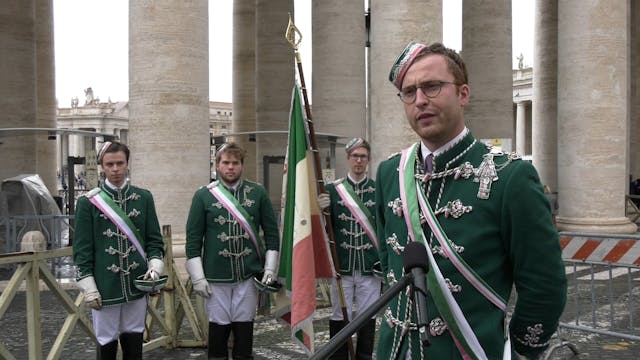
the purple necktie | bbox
[425,153,434,174]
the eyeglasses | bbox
[349,154,369,161]
[397,81,459,104]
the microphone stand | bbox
[311,273,415,360]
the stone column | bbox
[532,0,558,191]
[462,0,513,146]
[232,0,257,181]
[35,0,57,194]
[255,0,294,204]
[60,134,69,191]
[515,101,526,155]
[556,1,636,234]
[631,1,640,181]
[312,0,366,177]
[69,135,81,156]
[369,0,442,174]
[129,1,209,237]
[0,0,36,182]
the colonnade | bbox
[1,0,638,235]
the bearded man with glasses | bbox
[374,42,567,360]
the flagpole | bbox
[286,14,356,360]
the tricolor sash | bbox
[86,187,146,261]
[398,143,508,360]
[207,181,263,261]
[334,179,378,250]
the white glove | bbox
[77,276,102,310]
[144,258,165,281]
[261,250,279,285]
[317,193,331,211]
[185,257,211,298]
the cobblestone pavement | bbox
[1,289,640,360]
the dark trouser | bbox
[97,340,118,360]
[231,321,254,360]
[209,322,232,359]
[329,320,349,360]
[329,318,376,360]
[355,318,376,360]
[119,332,143,360]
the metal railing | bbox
[0,215,73,278]
[0,215,71,252]
[547,231,640,357]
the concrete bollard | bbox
[20,230,47,252]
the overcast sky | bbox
[53,0,533,107]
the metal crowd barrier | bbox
[0,215,71,251]
[0,215,73,277]
[548,231,640,356]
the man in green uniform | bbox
[318,137,380,360]
[375,42,567,359]
[185,142,280,359]
[73,141,165,359]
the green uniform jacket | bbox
[185,180,279,283]
[326,177,379,275]
[375,133,567,359]
[73,183,164,306]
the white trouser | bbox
[330,271,381,321]
[207,278,259,324]
[92,297,147,345]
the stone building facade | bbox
[55,96,232,187]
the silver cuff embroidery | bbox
[514,324,549,348]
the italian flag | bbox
[275,84,335,355]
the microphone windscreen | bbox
[402,241,429,272]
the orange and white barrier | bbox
[559,234,640,266]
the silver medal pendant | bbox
[474,153,498,199]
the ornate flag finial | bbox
[285,13,302,50]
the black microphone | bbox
[402,241,431,347]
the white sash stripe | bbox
[422,230,488,359]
